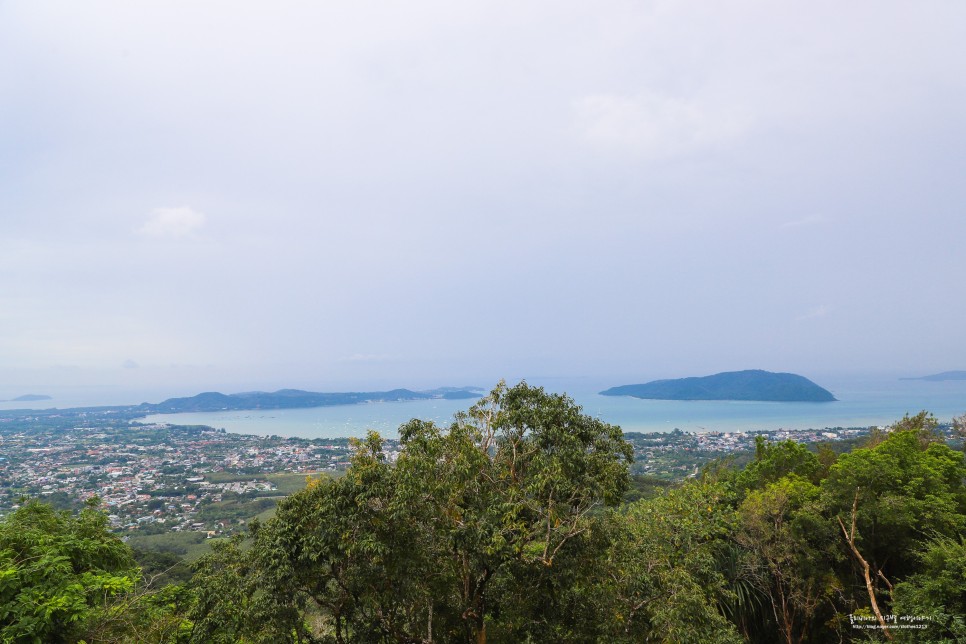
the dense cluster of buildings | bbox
[0,407,914,535]
[0,414,377,534]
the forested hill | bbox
[142,386,484,413]
[600,369,836,402]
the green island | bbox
[2,382,965,642]
[601,369,837,402]
[142,386,484,413]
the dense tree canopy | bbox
[0,498,186,643]
[187,381,636,643]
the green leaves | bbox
[735,439,822,495]
[822,429,966,579]
[0,500,141,643]
[892,536,966,643]
[609,483,743,643]
[184,381,636,642]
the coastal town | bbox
[0,404,908,542]
[0,410,363,537]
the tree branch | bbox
[838,489,892,640]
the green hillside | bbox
[601,369,836,402]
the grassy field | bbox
[196,496,278,523]
[267,472,316,495]
[202,471,269,484]
[200,471,320,495]
[126,531,215,561]
[253,505,277,523]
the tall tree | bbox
[821,428,966,581]
[737,476,840,644]
[188,381,633,643]
[608,482,743,643]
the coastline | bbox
[137,376,966,439]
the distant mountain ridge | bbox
[0,394,52,402]
[600,370,836,402]
[900,371,966,382]
[143,387,485,413]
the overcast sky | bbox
[2,1,964,398]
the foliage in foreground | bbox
[0,498,188,643]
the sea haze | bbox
[136,374,966,439]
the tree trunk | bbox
[838,490,893,641]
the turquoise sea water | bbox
[138,375,966,439]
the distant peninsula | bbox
[900,371,966,382]
[600,370,836,402]
[142,386,485,414]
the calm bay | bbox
[139,374,966,439]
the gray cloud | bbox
[1,1,965,394]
